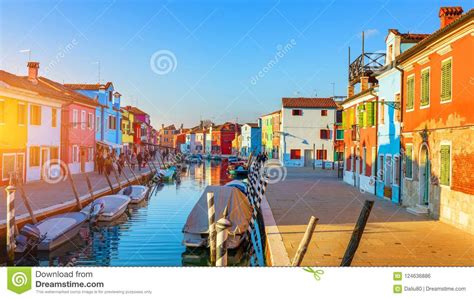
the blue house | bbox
[65,82,122,154]
[375,29,428,203]
[240,122,262,157]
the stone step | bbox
[407,204,429,215]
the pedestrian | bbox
[104,154,113,176]
[117,153,125,176]
[137,152,143,171]
[131,152,137,171]
[96,151,103,175]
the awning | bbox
[96,140,122,149]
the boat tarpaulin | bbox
[183,185,252,235]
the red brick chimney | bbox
[439,7,463,29]
[27,62,40,82]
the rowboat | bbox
[15,212,88,252]
[183,185,252,249]
[118,185,149,204]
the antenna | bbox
[19,49,31,61]
[348,46,351,81]
[331,83,335,97]
[93,61,101,84]
[361,31,365,76]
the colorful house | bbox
[1,62,69,183]
[122,106,150,153]
[65,82,122,155]
[334,106,345,162]
[398,7,473,233]
[211,122,239,155]
[260,110,280,158]
[375,29,428,203]
[159,124,178,149]
[280,98,337,167]
[240,122,262,157]
[121,107,135,154]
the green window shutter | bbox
[342,110,347,130]
[349,108,354,127]
[407,77,414,110]
[405,145,413,178]
[441,60,452,102]
[358,105,364,127]
[440,145,451,186]
[421,69,430,106]
[367,102,374,126]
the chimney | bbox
[180,123,183,129]
[161,124,164,129]
[439,7,463,29]
[200,120,203,129]
[360,76,369,92]
[27,62,40,82]
[347,85,354,98]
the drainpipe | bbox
[395,64,404,205]
[369,89,378,195]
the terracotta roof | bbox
[64,82,113,90]
[439,6,463,16]
[214,122,239,131]
[386,29,429,43]
[260,109,281,117]
[282,97,337,109]
[162,124,176,131]
[245,122,259,128]
[123,105,148,116]
[0,70,97,107]
[398,8,473,63]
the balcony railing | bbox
[349,53,386,85]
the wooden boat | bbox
[229,165,249,177]
[118,185,149,204]
[83,195,131,222]
[183,185,252,249]
[15,212,88,252]
[159,167,176,182]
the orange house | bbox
[398,7,473,233]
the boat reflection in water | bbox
[19,161,262,266]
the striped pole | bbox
[216,207,232,267]
[207,192,217,265]
[6,175,16,266]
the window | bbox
[395,93,401,122]
[109,116,117,130]
[316,149,327,160]
[366,101,375,126]
[96,115,101,132]
[72,145,79,163]
[2,154,15,181]
[320,129,330,140]
[17,103,26,125]
[88,113,93,130]
[371,147,376,177]
[405,144,413,179]
[441,58,452,102]
[362,147,367,175]
[292,109,303,116]
[379,155,384,181]
[0,100,4,123]
[406,75,414,110]
[388,44,393,63]
[357,105,365,127]
[385,155,392,186]
[81,111,86,129]
[29,147,40,167]
[290,149,301,160]
[440,144,451,186]
[420,68,430,107]
[394,155,400,186]
[336,110,343,124]
[321,110,328,116]
[336,129,344,140]
[379,100,385,125]
[73,109,78,128]
[50,147,59,165]
[30,105,42,125]
[109,91,113,102]
[51,108,57,127]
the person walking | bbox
[137,152,143,171]
[96,151,103,175]
[117,153,125,176]
[104,154,113,176]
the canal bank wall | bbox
[0,162,158,239]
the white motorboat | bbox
[83,194,131,222]
[118,185,149,204]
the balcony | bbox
[349,52,386,85]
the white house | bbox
[279,97,338,167]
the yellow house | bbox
[0,81,28,184]
[121,107,134,154]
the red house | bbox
[211,122,240,155]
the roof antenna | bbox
[20,49,31,61]
[93,61,101,84]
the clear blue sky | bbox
[0,0,470,127]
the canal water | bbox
[24,160,262,267]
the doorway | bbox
[304,149,313,167]
[419,144,430,205]
[80,147,86,173]
[40,147,50,179]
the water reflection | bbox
[23,161,254,267]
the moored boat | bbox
[83,195,131,222]
[118,185,150,204]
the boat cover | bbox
[118,185,148,201]
[183,186,252,235]
[37,212,87,243]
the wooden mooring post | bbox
[111,166,123,190]
[216,207,231,267]
[104,170,115,192]
[340,200,374,266]
[5,176,16,266]
[67,165,82,209]
[292,216,319,266]
[84,172,95,201]
[207,192,217,265]
[17,182,37,224]
[127,163,141,185]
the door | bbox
[40,148,49,179]
[419,145,430,205]
[80,147,86,173]
[304,149,313,167]
[16,153,25,183]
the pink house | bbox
[42,78,99,174]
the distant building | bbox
[121,107,135,154]
[280,98,338,167]
[159,124,179,149]
[240,122,261,157]
[260,110,280,158]
[398,7,473,233]
[122,106,151,153]
[211,122,239,155]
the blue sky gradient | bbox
[0,0,470,127]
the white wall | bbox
[280,107,335,167]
